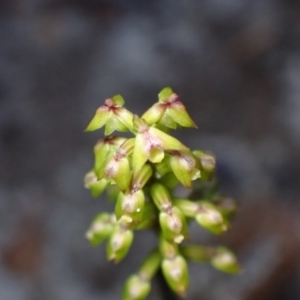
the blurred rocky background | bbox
[1,0,300,299]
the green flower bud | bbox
[131,164,153,192]
[193,151,216,180]
[150,183,172,212]
[159,206,188,244]
[104,155,131,192]
[123,275,151,300]
[116,138,136,158]
[132,116,188,173]
[85,95,133,134]
[132,117,164,173]
[107,226,134,263]
[94,136,127,176]
[211,247,241,274]
[123,250,161,300]
[168,150,201,188]
[115,190,145,224]
[163,98,196,129]
[85,213,115,246]
[161,255,189,297]
[142,87,197,129]
[173,198,200,218]
[181,245,215,262]
[195,202,228,234]
[84,171,108,197]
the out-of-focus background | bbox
[1,1,300,299]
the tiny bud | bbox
[84,171,108,197]
[159,207,188,244]
[196,202,228,234]
[193,151,216,175]
[211,247,241,274]
[107,227,134,263]
[94,136,127,173]
[173,198,200,218]
[132,125,161,174]
[150,183,172,212]
[115,190,145,224]
[85,95,133,134]
[161,255,189,297]
[168,150,201,188]
[85,213,115,246]
[105,156,132,192]
[123,274,151,300]
[158,87,197,128]
[131,164,153,192]
[116,138,136,159]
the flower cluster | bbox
[84,88,240,299]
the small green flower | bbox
[150,183,172,212]
[161,254,189,297]
[94,136,127,177]
[159,206,188,244]
[132,116,188,173]
[107,225,134,263]
[142,87,197,129]
[193,150,216,180]
[84,170,108,197]
[168,150,201,188]
[131,164,153,192]
[104,155,131,192]
[85,213,115,246]
[115,190,145,225]
[123,250,161,300]
[123,274,151,300]
[85,95,134,134]
[96,138,135,192]
[173,198,201,217]
[174,198,228,234]
[195,201,228,234]
[211,247,241,274]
